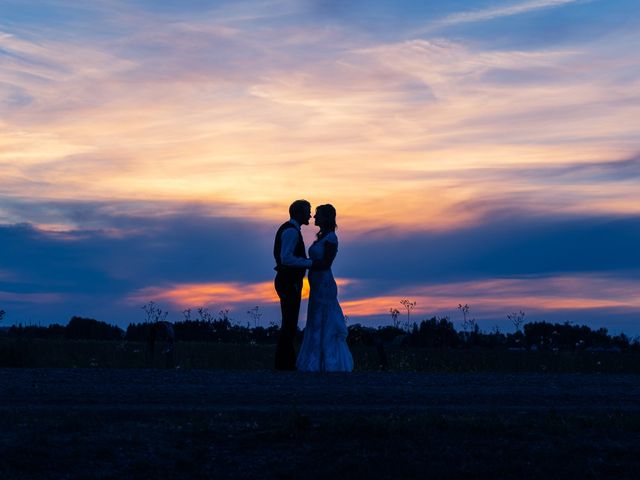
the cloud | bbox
[340,275,640,335]
[339,213,640,289]
[438,155,640,185]
[127,281,279,308]
[0,199,638,329]
[1,0,640,333]
[125,277,354,308]
[2,199,639,293]
[553,156,640,183]
[341,275,640,315]
[2,5,640,234]
[0,204,278,325]
[0,208,276,299]
[0,291,64,304]
[420,0,584,32]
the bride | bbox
[297,204,353,372]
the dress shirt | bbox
[280,218,313,268]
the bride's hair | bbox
[316,204,337,239]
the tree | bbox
[66,316,124,340]
[407,316,459,348]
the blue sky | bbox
[1,0,639,332]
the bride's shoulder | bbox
[325,231,338,244]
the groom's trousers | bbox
[274,272,303,370]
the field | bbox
[2,368,640,479]
[1,340,640,479]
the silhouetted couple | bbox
[273,200,353,372]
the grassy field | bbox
[5,407,640,479]
[2,368,640,479]
[3,337,639,478]
[2,337,640,373]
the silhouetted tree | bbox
[8,323,65,339]
[347,324,376,346]
[65,316,124,340]
[406,317,459,348]
[376,325,406,343]
[524,321,610,350]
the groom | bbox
[273,200,315,371]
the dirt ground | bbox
[2,368,640,479]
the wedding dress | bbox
[296,231,354,372]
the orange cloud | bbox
[127,281,278,307]
[341,276,640,318]
[125,275,640,320]
[127,278,355,308]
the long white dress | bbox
[296,231,354,372]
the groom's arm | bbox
[280,229,312,269]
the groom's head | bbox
[289,200,311,226]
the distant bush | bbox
[406,317,459,348]
[65,316,124,340]
[125,318,281,344]
[174,319,232,342]
[347,324,405,347]
[346,324,376,346]
[522,321,632,351]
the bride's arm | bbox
[310,240,338,270]
[322,241,338,268]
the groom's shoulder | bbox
[276,221,298,236]
[278,220,296,230]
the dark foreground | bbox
[1,369,640,479]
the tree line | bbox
[348,317,636,352]
[4,314,637,352]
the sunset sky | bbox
[1,0,639,333]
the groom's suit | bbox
[273,219,312,370]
